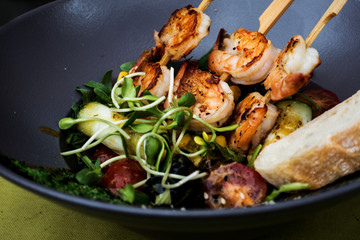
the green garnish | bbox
[75,155,103,185]
[1,157,125,205]
[266,182,311,201]
[58,66,244,207]
[118,184,150,205]
[197,48,212,71]
[120,61,136,72]
[248,144,262,169]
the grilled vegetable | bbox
[204,162,267,209]
[263,100,312,147]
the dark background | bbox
[0,0,54,26]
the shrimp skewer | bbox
[129,0,214,97]
[128,50,171,98]
[228,92,278,153]
[209,0,295,84]
[167,61,235,132]
[157,0,213,66]
[264,0,348,101]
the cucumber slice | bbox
[263,100,312,147]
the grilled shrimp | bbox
[263,35,321,101]
[129,50,171,97]
[208,28,280,85]
[229,92,278,153]
[154,5,211,61]
[170,61,235,132]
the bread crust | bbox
[254,91,360,189]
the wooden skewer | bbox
[258,0,295,35]
[158,0,214,66]
[305,0,348,47]
[198,0,214,12]
[159,51,172,66]
[220,0,295,82]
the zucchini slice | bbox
[263,100,312,147]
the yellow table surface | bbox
[1,176,360,240]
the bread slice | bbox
[254,90,360,189]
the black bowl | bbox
[1,0,360,237]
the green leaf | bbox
[129,124,154,133]
[76,87,92,104]
[101,70,113,91]
[94,88,112,104]
[155,189,172,205]
[175,111,185,127]
[66,131,88,147]
[133,191,151,205]
[214,143,245,163]
[178,92,196,107]
[85,81,107,91]
[118,184,135,203]
[75,167,103,185]
[118,184,151,205]
[122,77,137,98]
[145,136,162,165]
[120,61,136,72]
[197,48,212,71]
[71,103,81,118]
[122,112,140,128]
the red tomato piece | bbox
[92,146,118,172]
[101,159,147,195]
[296,88,340,118]
[204,162,267,209]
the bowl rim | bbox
[1,0,360,224]
[2,162,360,220]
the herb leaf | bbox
[118,184,135,203]
[120,62,136,72]
[178,92,196,107]
[75,158,103,185]
[76,87,92,105]
[197,49,212,71]
[118,184,151,205]
[101,70,113,90]
[130,124,154,133]
[122,77,137,98]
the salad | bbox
[53,55,339,209]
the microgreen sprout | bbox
[248,144,262,169]
[58,117,80,130]
[59,117,130,139]
[145,136,162,165]
[75,155,103,185]
[60,67,243,206]
[266,182,311,201]
[177,92,196,107]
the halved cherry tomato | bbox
[295,88,340,118]
[92,146,118,173]
[101,159,147,195]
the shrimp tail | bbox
[268,72,310,101]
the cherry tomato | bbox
[204,162,267,209]
[91,146,118,172]
[101,159,147,195]
[295,88,340,118]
